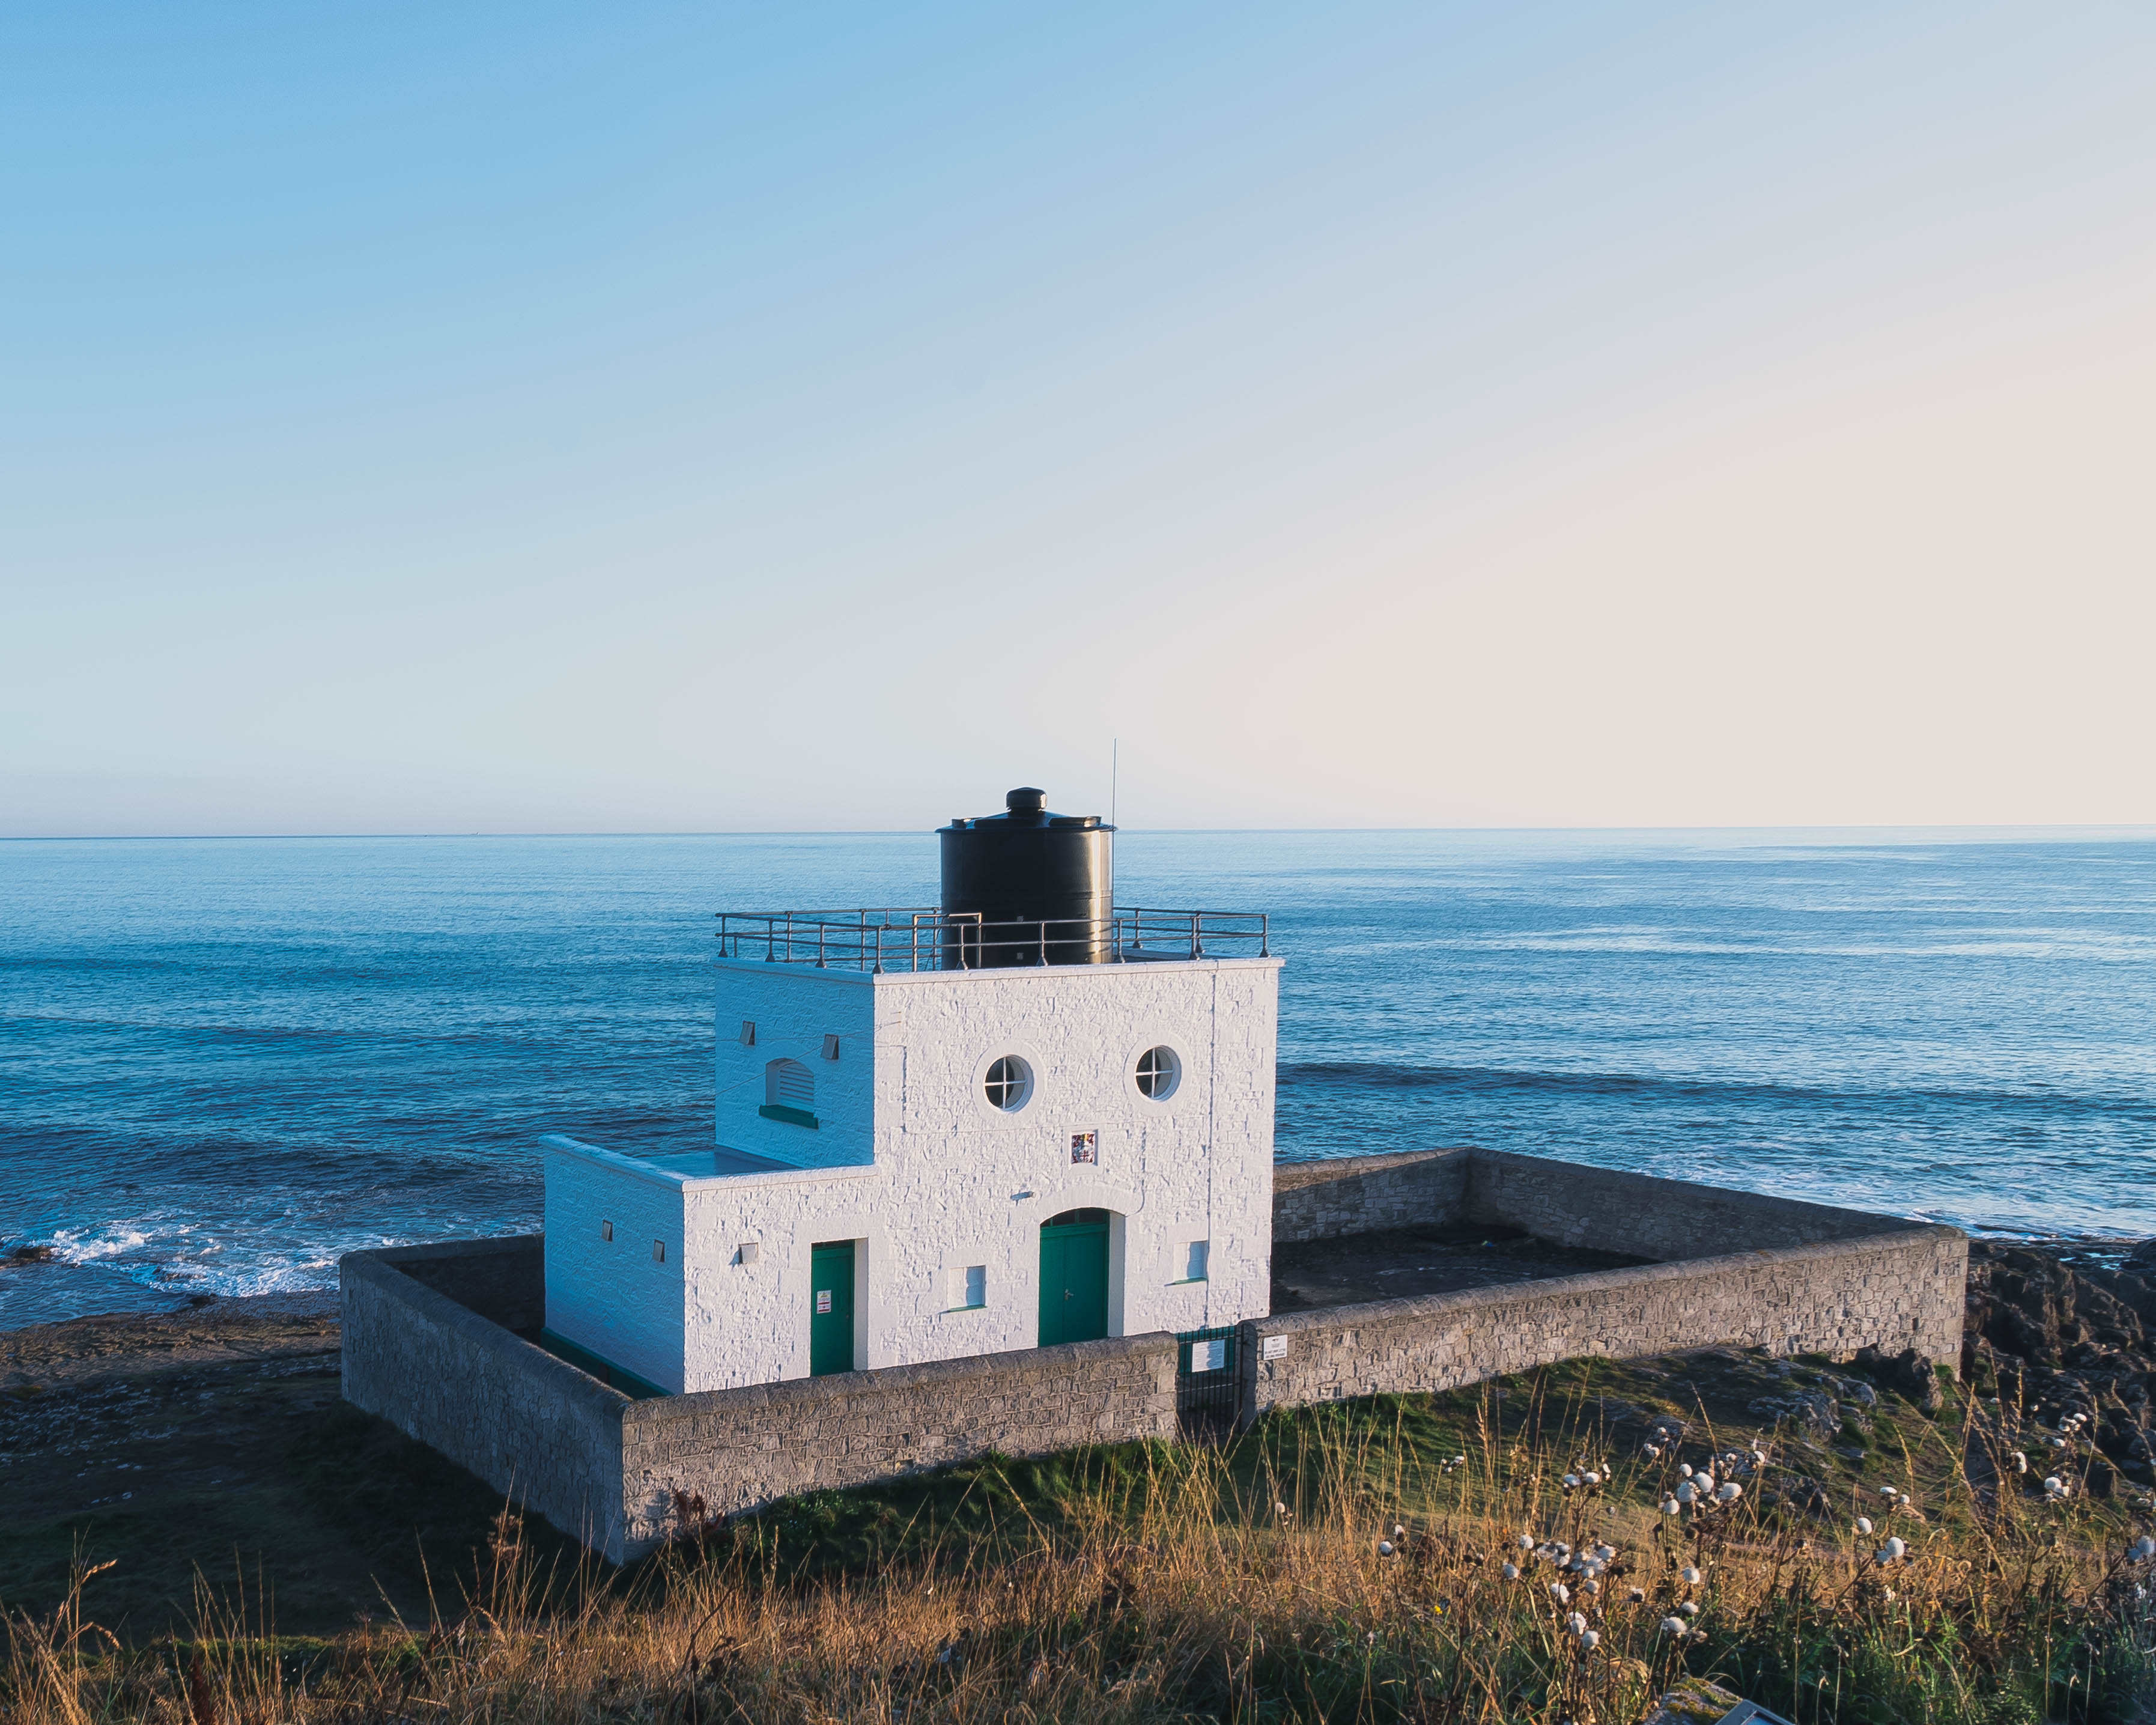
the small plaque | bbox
[815,1289,833,1314]
[1262,1334,1289,1360]
[1190,1338,1228,1373]
[1070,1131,1097,1165]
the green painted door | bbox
[810,1241,855,1377]
[1037,1210,1110,1347]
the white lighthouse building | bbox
[539,788,1281,1396]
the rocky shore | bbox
[1962,1237,2156,1495]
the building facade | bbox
[541,797,1281,1396]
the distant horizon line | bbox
[7,822,2156,844]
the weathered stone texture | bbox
[341,1238,629,1556]
[343,1239,1175,1562]
[619,1335,1176,1547]
[1272,1150,1468,1244]
[1242,1216,1967,1422]
[387,1234,548,1329]
[1463,1148,1912,1261]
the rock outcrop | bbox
[1963,1241,2156,1486]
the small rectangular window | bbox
[738,1020,756,1046]
[822,1033,840,1059]
[600,1220,613,1242]
[950,1264,986,1309]
[652,1240,666,1264]
[1184,1240,1210,1282]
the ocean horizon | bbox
[4,825,2152,1331]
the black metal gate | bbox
[1175,1325,1238,1440]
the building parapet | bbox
[541,1133,878,1187]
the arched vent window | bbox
[766,1059,813,1107]
[761,1057,818,1128]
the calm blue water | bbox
[4,829,2153,1330]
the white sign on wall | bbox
[1190,1338,1228,1373]
[1070,1131,1096,1165]
[1262,1334,1289,1360]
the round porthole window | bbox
[1135,1045,1180,1101]
[983,1054,1031,1111]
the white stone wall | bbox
[544,955,1278,1394]
[863,957,1279,1370]
[711,964,879,1170]
[543,1140,690,1393]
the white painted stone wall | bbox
[543,1142,690,1392]
[711,965,879,1171]
[542,954,1281,1394]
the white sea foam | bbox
[23,1218,342,1304]
[47,1226,154,1265]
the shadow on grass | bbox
[0,1404,594,1643]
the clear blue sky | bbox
[4,4,2152,835]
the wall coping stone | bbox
[1272,1148,1463,1193]
[625,1332,1176,1434]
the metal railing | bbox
[714,906,1271,972]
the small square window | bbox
[652,1240,666,1264]
[1184,1240,1210,1282]
[735,1241,759,1266]
[738,1020,756,1046]
[950,1264,986,1309]
[822,1033,841,1060]
[600,1220,613,1243]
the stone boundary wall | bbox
[341,1238,631,1557]
[1462,1148,1909,1261]
[1272,1150,1468,1244]
[343,1149,1969,1562]
[1242,1212,1967,1424]
[387,1234,549,1330]
[1270,1148,1913,1261]
[619,1335,1176,1548]
[341,1240,1179,1563]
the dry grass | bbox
[7,1363,2154,1724]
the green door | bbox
[1038,1209,1110,1347]
[810,1241,855,1377]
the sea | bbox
[3,828,2153,1333]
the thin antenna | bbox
[1111,738,1119,829]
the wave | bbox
[14,1213,395,1303]
[44,1225,153,1265]
[1275,1060,2156,1122]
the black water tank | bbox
[939,787,1115,966]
